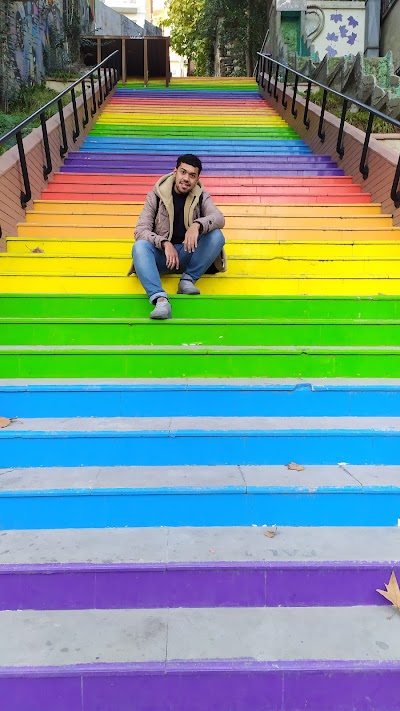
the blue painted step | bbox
[83,138,315,150]
[2,381,400,418]
[1,417,400,467]
[0,465,399,529]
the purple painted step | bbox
[67,153,331,163]
[60,166,344,175]
[1,660,399,711]
[0,561,397,610]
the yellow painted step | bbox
[31,201,383,217]
[1,253,400,277]
[8,237,400,260]
[16,224,400,241]
[1,272,399,296]
[22,213,393,229]
[96,115,289,125]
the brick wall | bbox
[0,79,114,251]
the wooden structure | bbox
[81,36,171,87]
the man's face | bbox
[173,162,200,194]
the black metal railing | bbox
[0,51,120,209]
[381,0,396,17]
[256,53,400,209]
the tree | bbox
[163,0,207,72]
[63,0,83,64]
[164,0,268,76]
[0,1,12,110]
[202,0,268,75]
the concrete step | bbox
[0,607,399,711]
[1,378,400,418]
[0,525,398,609]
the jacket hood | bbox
[155,172,203,200]
[155,173,204,232]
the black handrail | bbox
[257,53,400,209]
[0,51,119,209]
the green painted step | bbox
[2,295,400,320]
[1,345,400,378]
[2,318,400,347]
[89,127,299,138]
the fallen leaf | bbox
[0,417,11,428]
[287,462,305,471]
[377,571,400,610]
[31,247,44,253]
[264,525,278,538]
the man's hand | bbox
[183,222,200,253]
[163,241,179,270]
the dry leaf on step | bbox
[377,571,400,610]
[0,417,11,428]
[287,462,305,471]
[264,525,278,538]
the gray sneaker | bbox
[177,278,200,295]
[150,298,171,320]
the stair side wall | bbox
[0,80,115,250]
[260,79,400,225]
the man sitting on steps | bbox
[129,154,226,320]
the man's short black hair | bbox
[176,154,202,174]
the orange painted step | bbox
[40,191,372,204]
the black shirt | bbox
[171,189,187,244]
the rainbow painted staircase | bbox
[0,76,400,710]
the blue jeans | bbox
[132,229,225,303]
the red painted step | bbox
[52,173,356,187]
[43,183,368,196]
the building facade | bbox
[100,0,154,28]
[0,0,92,101]
[380,0,400,71]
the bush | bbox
[306,89,396,134]
[0,83,69,155]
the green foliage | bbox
[201,0,268,75]
[163,0,207,69]
[47,70,81,81]
[306,89,396,134]
[164,0,268,76]
[0,84,68,155]
[64,0,82,64]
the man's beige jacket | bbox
[133,172,227,272]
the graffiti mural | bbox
[9,0,92,86]
[305,2,365,61]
